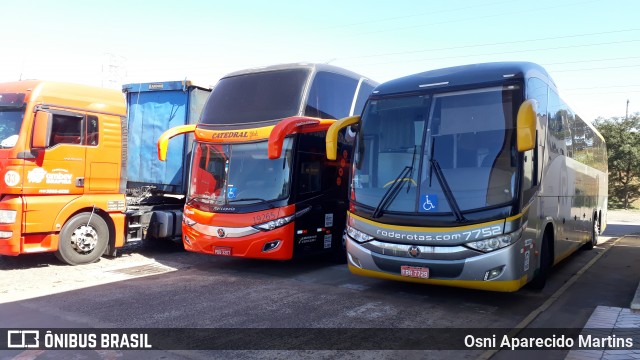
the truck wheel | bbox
[528,233,551,290]
[55,213,109,265]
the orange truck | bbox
[0,80,209,265]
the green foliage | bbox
[593,113,640,209]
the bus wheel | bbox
[528,232,551,290]
[55,212,109,265]
[583,217,599,250]
[330,229,347,263]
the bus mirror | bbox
[32,111,52,149]
[516,99,537,152]
[326,116,360,160]
[157,124,196,161]
[268,116,336,159]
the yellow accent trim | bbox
[157,124,196,161]
[383,178,417,188]
[350,212,505,232]
[195,125,275,143]
[349,265,528,292]
[505,204,530,222]
[326,115,360,160]
[516,99,537,152]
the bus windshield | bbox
[187,139,293,211]
[199,69,310,127]
[353,85,520,215]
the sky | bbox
[2,0,640,123]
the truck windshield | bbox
[187,139,293,210]
[353,85,520,215]
[0,109,24,148]
[199,69,310,126]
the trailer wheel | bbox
[55,212,109,265]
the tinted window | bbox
[50,114,82,146]
[353,81,375,116]
[305,71,358,119]
[296,132,336,201]
[87,115,99,146]
[200,69,310,126]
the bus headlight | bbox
[253,215,294,231]
[183,215,196,227]
[0,210,17,224]
[346,225,374,243]
[466,229,522,252]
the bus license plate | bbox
[213,247,232,256]
[401,266,429,279]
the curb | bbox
[631,281,640,311]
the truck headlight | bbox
[346,225,374,243]
[0,210,17,224]
[253,215,294,231]
[466,228,523,252]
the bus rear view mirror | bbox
[326,115,360,160]
[157,124,196,161]
[32,111,52,149]
[516,99,537,152]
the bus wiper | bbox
[372,165,412,219]
[186,195,215,206]
[429,159,466,223]
[228,197,269,204]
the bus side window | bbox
[305,71,359,119]
[296,132,335,200]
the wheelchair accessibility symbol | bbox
[420,194,438,212]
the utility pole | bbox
[626,99,630,120]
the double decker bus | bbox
[159,63,377,260]
[326,62,607,291]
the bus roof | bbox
[221,62,373,82]
[373,62,556,96]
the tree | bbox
[593,113,640,209]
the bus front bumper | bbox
[345,237,529,292]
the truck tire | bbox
[55,212,109,265]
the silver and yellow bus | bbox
[326,62,607,292]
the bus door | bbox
[291,132,347,256]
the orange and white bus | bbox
[159,63,377,260]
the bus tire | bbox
[55,212,109,265]
[330,229,347,263]
[528,232,551,290]
[583,216,599,250]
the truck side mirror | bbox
[326,115,360,160]
[516,100,537,152]
[32,111,52,149]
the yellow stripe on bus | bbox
[349,212,516,232]
[349,265,528,293]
